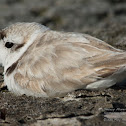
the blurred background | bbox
[1,0,126,49]
[0,0,126,31]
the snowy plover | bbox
[0,22,126,97]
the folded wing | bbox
[14,31,126,97]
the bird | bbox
[0,22,126,97]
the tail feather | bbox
[86,66,126,90]
[86,79,116,90]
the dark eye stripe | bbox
[5,42,14,48]
[15,43,24,50]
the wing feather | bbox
[14,31,126,96]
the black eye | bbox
[5,42,14,48]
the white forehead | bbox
[3,32,23,44]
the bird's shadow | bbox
[0,86,8,91]
[111,82,126,90]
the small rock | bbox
[0,108,6,120]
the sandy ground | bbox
[0,0,126,125]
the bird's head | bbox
[0,22,49,70]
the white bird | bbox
[0,22,126,97]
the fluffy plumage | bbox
[0,22,126,97]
